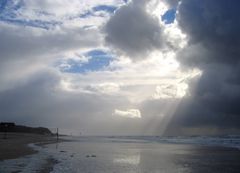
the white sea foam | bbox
[0,143,56,173]
[115,135,240,150]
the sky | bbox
[0,0,240,136]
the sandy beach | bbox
[0,132,59,173]
[0,133,57,161]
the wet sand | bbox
[0,133,57,161]
[46,137,240,173]
[38,157,59,173]
[0,132,60,173]
[177,145,240,173]
[1,135,240,173]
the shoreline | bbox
[0,132,59,161]
[0,132,61,173]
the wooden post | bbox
[57,128,59,141]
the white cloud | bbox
[86,83,120,95]
[153,82,188,99]
[163,22,188,49]
[114,109,141,118]
[14,0,125,21]
[56,50,199,104]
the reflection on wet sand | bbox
[45,137,240,173]
[113,152,140,165]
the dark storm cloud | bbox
[164,0,240,134]
[176,67,240,124]
[177,0,240,66]
[104,0,164,60]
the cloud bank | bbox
[164,0,240,135]
[0,0,239,135]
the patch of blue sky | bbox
[0,0,21,9]
[161,9,176,24]
[0,18,61,29]
[80,5,117,19]
[79,11,93,18]
[60,50,114,74]
[0,0,22,17]
[93,5,117,13]
[0,0,60,29]
[0,0,8,13]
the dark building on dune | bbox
[0,122,15,131]
[0,122,52,135]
